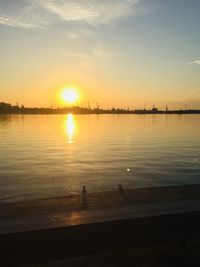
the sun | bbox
[61,88,79,104]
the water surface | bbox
[0,114,200,203]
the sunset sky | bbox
[0,0,200,109]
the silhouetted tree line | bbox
[0,102,200,114]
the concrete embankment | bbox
[1,184,200,266]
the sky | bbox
[0,0,200,109]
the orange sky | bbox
[0,0,200,109]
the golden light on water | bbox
[66,113,75,143]
[61,88,79,105]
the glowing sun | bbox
[62,88,79,104]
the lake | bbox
[0,114,199,203]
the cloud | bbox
[66,29,94,39]
[0,15,45,29]
[61,41,116,71]
[66,32,79,39]
[93,42,115,60]
[0,0,142,29]
[0,0,52,29]
[191,89,200,96]
[37,0,140,25]
[189,59,200,65]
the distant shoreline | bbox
[1,101,200,115]
[1,111,200,115]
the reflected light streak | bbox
[66,113,75,143]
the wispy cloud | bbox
[66,29,94,39]
[93,42,115,60]
[62,41,116,71]
[189,59,200,65]
[37,0,140,25]
[66,32,80,39]
[0,15,45,29]
[191,89,200,96]
[0,0,52,29]
[0,0,142,29]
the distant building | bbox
[152,105,158,113]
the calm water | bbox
[0,114,200,203]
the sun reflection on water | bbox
[66,113,75,143]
